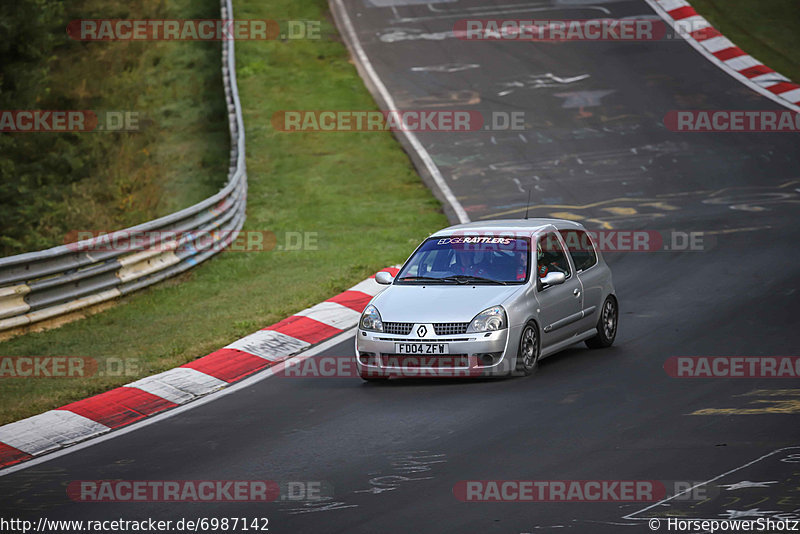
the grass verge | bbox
[0,0,228,255]
[689,0,800,83]
[0,0,448,425]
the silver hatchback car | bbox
[355,219,618,380]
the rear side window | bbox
[559,230,598,272]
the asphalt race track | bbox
[2,0,799,532]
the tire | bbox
[514,321,540,376]
[585,295,618,349]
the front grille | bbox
[380,354,470,368]
[383,322,414,335]
[378,337,470,342]
[433,323,469,336]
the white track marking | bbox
[644,0,800,112]
[623,446,800,521]
[127,368,228,404]
[331,0,470,223]
[698,36,734,54]
[0,328,356,476]
[779,88,800,102]
[0,411,109,456]
[657,0,689,10]
[347,279,386,297]
[750,73,789,84]
[225,329,310,361]
[723,55,760,71]
[295,301,362,329]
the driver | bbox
[454,250,488,277]
[537,241,568,278]
[536,242,549,278]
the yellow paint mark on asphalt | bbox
[599,114,640,123]
[585,218,614,229]
[641,202,680,211]
[704,226,772,235]
[479,197,665,219]
[731,205,768,212]
[549,212,584,220]
[662,511,693,518]
[479,180,798,221]
[691,400,800,416]
[602,206,637,215]
[739,389,800,397]
[658,190,713,198]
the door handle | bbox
[573,288,581,298]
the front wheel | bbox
[514,321,540,376]
[585,296,618,349]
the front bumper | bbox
[355,324,513,378]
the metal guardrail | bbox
[0,0,247,334]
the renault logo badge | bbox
[417,325,427,337]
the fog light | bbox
[478,353,497,366]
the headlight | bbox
[360,304,383,332]
[467,306,507,333]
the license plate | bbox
[394,343,449,355]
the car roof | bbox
[430,218,585,237]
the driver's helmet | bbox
[537,242,544,261]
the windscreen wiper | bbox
[396,276,457,283]
[440,275,508,285]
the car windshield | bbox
[396,236,530,284]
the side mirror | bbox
[539,271,566,289]
[375,271,394,285]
